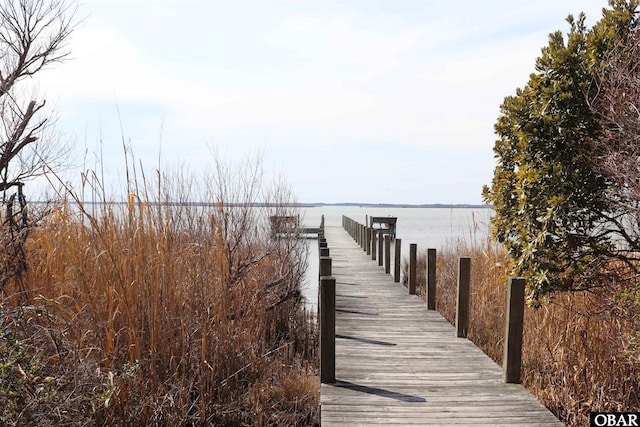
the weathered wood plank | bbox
[320,226,563,427]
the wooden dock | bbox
[320,226,564,426]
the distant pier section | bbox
[269,215,324,239]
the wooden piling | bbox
[394,238,401,282]
[320,275,336,383]
[503,277,525,384]
[366,227,371,255]
[409,243,417,295]
[384,235,391,274]
[426,248,436,310]
[320,256,332,278]
[371,229,377,261]
[456,257,471,338]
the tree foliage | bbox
[482,1,639,304]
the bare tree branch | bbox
[0,0,77,295]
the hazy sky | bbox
[39,0,607,204]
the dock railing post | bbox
[371,229,377,261]
[394,238,401,282]
[319,256,332,277]
[366,227,371,255]
[456,257,471,338]
[384,235,391,274]
[426,248,436,310]
[318,255,332,310]
[378,232,383,267]
[409,243,417,294]
[320,275,336,383]
[503,277,525,384]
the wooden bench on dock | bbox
[369,216,397,240]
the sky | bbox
[37,0,609,205]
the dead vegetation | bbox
[0,154,319,426]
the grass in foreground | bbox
[0,157,319,426]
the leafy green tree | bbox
[482,1,638,305]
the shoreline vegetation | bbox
[26,201,492,209]
[3,174,636,426]
[0,157,320,426]
[403,231,640,427]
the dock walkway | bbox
[320,226,564,426]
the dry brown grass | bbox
[0,156,319,426]
[404,233,640,427]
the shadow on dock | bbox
[328,381,426,403]
[336,334,396,347]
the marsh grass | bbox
[404,231,639,427]
[0,153,319,426]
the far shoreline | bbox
[27,200,492,209]
[302,203,492,209]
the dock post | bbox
[320,276,336,383]
[394,238,401,282]
[320,256,332,277]
[366,227,371,255]
[409,244,417,294]
[371,229,377,261]
[384,235,391,274]
[426,248,436,310]
[362,225,367,251]
[503,277,525,384]
[318,256,332,309]
[456,257,471,338]
[319,215,325,239]
[378,232,383,267]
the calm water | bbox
[299,206,493,311]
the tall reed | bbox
[0,153,319,425]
